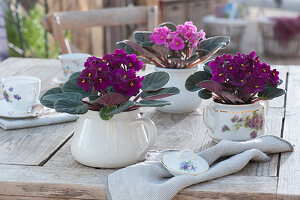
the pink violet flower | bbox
[169,37,185,50]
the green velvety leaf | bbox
[219,91,244,103]
[198,89,212,99]
[258,87,286,100]
[198,36,230,52]
[62,78,91,98]
[159,22,177,31]
[140,87,180,100]
[195,48,210,57]
[54,98,88,114]
[40,87,62,108]
[197,80,228,94]
[203,60,212,74]
[197,36,230,63]
[186,54,198,62]
[99,105,117,120]
[41,92,81,109]
[134,31,152,43]
[88,95,100,102]
[141,71,170,91]
[69,71,81,80]
[136,99,171,107]
[105,101,135,115]
[116,41,127,49]
[116,41,138,55]
[185,71,212,92]
[141,42,155,47]
[125,40,156,58]
[94,93,128,107]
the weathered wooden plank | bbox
[175,176,278,200]
[0,195,56,200]
[0,164,277,200]
[44,138,89,169]
[46,106,282,178]
[277,66,300,199]
[268,65,288,108]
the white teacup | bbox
[58,53,91,79]
[2,76,41,113]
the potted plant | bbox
[185,51,285,141]
[40,49,179,168]
[117,21,230,113]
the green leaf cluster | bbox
[40,71,179,120]
[116,22,230,69]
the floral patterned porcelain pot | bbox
[203,101,267,142]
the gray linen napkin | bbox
[0,112,79,130]
[106,135,294,200]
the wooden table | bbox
[0,57,298,199]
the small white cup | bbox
[2,76,41,113]
[58,53,91,79]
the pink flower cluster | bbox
[78,49,144,97]
[149,21,206,51]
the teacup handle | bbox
[177,149,197,160]
[25,87,37,108]
[203,105,215,133]
[131,118,157,161]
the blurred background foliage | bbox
[2,0,69,58]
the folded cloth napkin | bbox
[106,135,294,200]
[0,112,79,130]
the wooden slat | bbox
[268,65,288,108]
[46,106,282,177]
[0,164,277,200]
[277,66,300,199]
[47,6,149,30]
[44,139,89,168]
[0,58,76,166]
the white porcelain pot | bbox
[203,101,268,142]
[155,66,202,113]
[71,109,157,168]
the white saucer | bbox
[0,100,44,119]
[53,77,68,85]
[161,149,209,176]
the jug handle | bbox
[203,105,214,133]
[131,118,157,161]
[263,100,269,116]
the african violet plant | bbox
[40,49,179,120]
[117,21,230,69]
[185,51,285,104]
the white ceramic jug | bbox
[71,109,157,168]
[203,101,268,142]
[155,66,202,113]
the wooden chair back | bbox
[41,6,158,54]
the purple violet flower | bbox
[8,87,13,92]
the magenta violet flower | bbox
[77,50,145,97]
[169,37,185,50]
[186,51,285,104]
